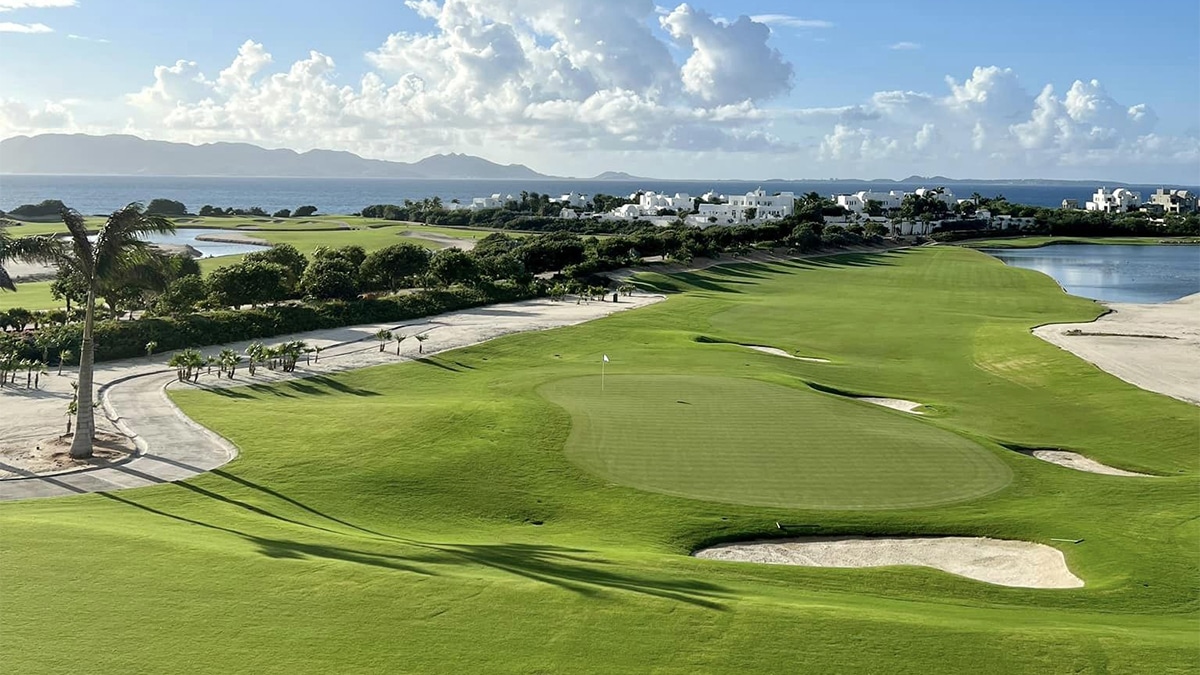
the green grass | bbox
[0,280,56,311]
[956,235,1200,249]
[1,246,1197,673]
[542,374,1010,509]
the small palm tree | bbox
[394,333,408,356]
[245,342,265,376]
[145,340,158,360]
[9,205,174,458]
[415,333,429,354]
[58,348,72,375]
[375,329,393,352]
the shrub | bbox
[301,258,360,300]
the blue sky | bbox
[2,0,1197,181]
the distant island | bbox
[0,134,554,180]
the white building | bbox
[471,194,507,209]
[836,190,906,214]
[610,204,642,220]
[560,208,579,220]
[551,192,588,209]
[638,191,694,215]
[728,189,795,219]
[1086,188,1142,213]
[914,188,957,207]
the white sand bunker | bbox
[1027,450,1152,477]
[858,397,924,414]
[694,536,1084,589]
[741,345,830,363]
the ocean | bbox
[1,175,1194,216]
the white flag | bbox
[602,354,610,363]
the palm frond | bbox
[6,235,69,266]
[0,266,13,292]
[94,203,174,280]
[60,208,96,278]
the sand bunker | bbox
[741,345,830,363]
[1034,293,1200,406]
[858,397,924,414]
[694,536,1083,589]
[1027,450,1152,477]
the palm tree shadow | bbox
[102,479,731,610]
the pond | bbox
[143,228,269,259]
[983,244,1200,303]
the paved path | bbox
[0,294,663,501]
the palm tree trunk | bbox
[69,286,97,459]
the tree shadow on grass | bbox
[412,357,463,373]
[102,478,730,610]
[304,375,381,397]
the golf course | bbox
[1,245,1197,673]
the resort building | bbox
[1061,199,1080,210]
[1086,188,1142,213]
[1147,188,1198,214]
[610,204,642,220]
[727,189,796,219]
[835,190,906,214]
[637,191,695,215]
[552,192,588,209]
[913,188,957,207]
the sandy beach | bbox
[1034,293,1200,406]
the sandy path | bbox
[740,345,830,363]
[1034,293,1200,406]
[401,230,478,251]
[1026,450,1152,477]
[695,536,1083,589]
[858,398,924,414]
[0,293,663,501]
[194,232,269,246]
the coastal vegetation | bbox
[0,246,1195,672]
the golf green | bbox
[540,374,1011,509]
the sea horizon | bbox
[4,174,1197,216]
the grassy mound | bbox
[541,374,1009,509]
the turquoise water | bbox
[984,244,1200,303]
[81,228,266,259]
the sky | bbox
[1,0,1198,182]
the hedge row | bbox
[5,282,541,365]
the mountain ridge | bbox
[0,134,553,180]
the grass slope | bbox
[0,246,1196,674]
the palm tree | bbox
[12,205,174,458]
[375,329,393,352]
[394,332,408,356]
[415,333,429,354]
[0,223,21,292]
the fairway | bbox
[2,246,1198,674]
[541,374,1011,509]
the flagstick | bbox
[601,358,605,392]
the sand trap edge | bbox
[693,536,1084,589]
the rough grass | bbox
[0,246,1196,674]
[541,374,1010,509]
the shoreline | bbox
[1033,292,1200,406]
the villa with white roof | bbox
[695,189,796,224]
[1086,188,1142,213]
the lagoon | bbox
[983,244,1200,303]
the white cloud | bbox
[748,14,833,29]
[67,33,109,43]
[660,4,793,104]
[2,1,1190,181]
[0,0,75,10]
[890,41,921,50]
[0,98,74,131]
[0,21,52,32]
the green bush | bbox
[5,284,541,366]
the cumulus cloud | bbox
[113,2,793,157]
[660,4,793,104]
[0,98,74,132]
[748,14,833,29]
[0,21,52,32]
[814,65,1197,175]
[3,0,1189,180]
[0,0,75,10]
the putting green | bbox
[540,374,1011,509]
